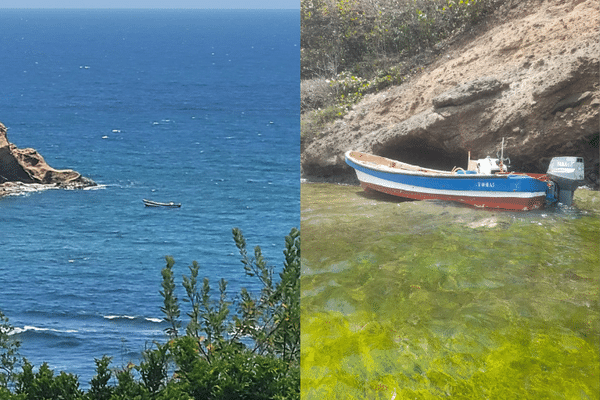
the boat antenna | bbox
[500,137,504,162]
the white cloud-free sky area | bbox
[0,0,298,8]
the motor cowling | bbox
[546,157,585,206]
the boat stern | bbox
[546,157,585,206]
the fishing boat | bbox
[143,199,181,208]
[344,144,585,211]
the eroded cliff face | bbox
[0,122,95,194]
[301,0,599,187]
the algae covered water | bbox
[301,183,599,399]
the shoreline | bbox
[1,121,96,197]
[0,180,99,198]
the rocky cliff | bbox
[0,122,95,195]
[301,0,599,187]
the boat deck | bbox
[348,151,468,176]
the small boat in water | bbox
[143,199,181,208]
[345,144,585,211]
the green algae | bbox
[301,184,600,399]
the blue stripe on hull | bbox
[346,157,548,195]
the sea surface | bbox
[0,9,299,386]
[301,184,599,399]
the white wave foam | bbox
[104,315,136,320]
[0,181,105,195]
[0,182,57,197]
[83,184,107,191]
[10,325,78,335]
[104,315,163,324]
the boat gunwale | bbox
[346,150,503,179]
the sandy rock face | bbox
[0,122,95,193]
[301,0,599,187]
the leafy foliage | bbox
[0,227,300,400]
[151,226,300,399]
[301,0,503,79]
[0,310,20,388]
[14,360,83,400]
[87,356,113,400]
[160,257,181,339]
[165,337,298,400]
[232,227,301,364]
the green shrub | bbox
[87,356,113,400]
[14,361,83,400]
[163,337,298,400]
[301,0,505,80]
[110,367,148,400]
[144,226,300,399]
[301,78,336,113]
[0,310,20,388]
[0,227,300,400]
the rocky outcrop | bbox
[301,0,600,187]
[0,122,95,195]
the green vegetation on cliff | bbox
[300,0,509,141]
[301,0,502,80]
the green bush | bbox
[0,310,20,388]
[301,0,504,80]
[14,361,83,400]
[143,226,301,399]
[87,356,113,400]
[300,78,336,113]
[159,227,300,365]
[163,337,298,400]
[0,227,300,400]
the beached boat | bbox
[143,199,181,208]
[345,148,585,211]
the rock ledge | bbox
[0,122,96,196]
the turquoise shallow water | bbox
[0,9,299,385]
[301,183,599,399]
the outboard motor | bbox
[546,157,585,206]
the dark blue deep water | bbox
[0,9,299,386]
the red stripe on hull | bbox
[361,182,545,211]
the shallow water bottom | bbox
[301,184,600,399]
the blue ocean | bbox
[0,9,299,386]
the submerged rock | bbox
[0,121,96,196]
